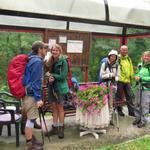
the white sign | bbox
[59,35,67,43]
[67,40,83,53]
[48,39,56,49]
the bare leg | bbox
[57,103,65,139]
[52,102,59,124]
[57,103,64,124]
[25,127,32,140]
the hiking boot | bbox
[118,111,125,117]
[34,121,41,129]
[132,119,140,125]
[26,141,43,150]
[137,122,146,128]
[45,125,58,136]
[128,112,135,117]
[58,126,64,139]
[110,120,114,126]
[32,135,43,146]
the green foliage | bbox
[127,28,150,34]
[0,29,150,87]
[128,38,150,66]
[89,32,150,82]
[71,67,84,83]
[76,84,109,113]
[88,38,120,82]
[0,32,42,90]
[98,136,150,150]
[127,28,150,66]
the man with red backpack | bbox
[22,41,47,150]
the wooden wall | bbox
[45,29,91,69]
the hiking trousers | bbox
[134,90,150,124]
[115,81,135,115]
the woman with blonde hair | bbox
[133,51,150,128]
[45,44,69,138]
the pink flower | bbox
[77,84,109,114]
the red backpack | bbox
[7,54,29,99]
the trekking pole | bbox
[38,108,45,144]
[39,108,51,142]
[139,81,143,120]
[106,81,115,126]
[40,86,51,142]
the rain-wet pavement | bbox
[0,106,150,150]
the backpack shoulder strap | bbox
[104,61,112,72]
[104,62,108,71]
[127,56,132,64]
[115,63,119,73]
[146,64,150,75]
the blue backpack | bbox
[98,57,108,84]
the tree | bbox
[0,32,42,90]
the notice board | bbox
[45,29,91,68]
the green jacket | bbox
[51,55,69,94]
[135,62,150,91]
[119,55,134,83]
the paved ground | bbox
[0,107,150,150]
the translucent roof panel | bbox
[0,0,106,21]
[108,0,150,27]
[0,15,66,29]
[0,0,150,32]
[70,22,123,35]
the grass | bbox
[97,135,150,150]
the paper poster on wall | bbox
[59,35,67,43]
[48,39,56,49]
[67,40,83,53]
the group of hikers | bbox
[18,41,150,150]
[99,45,150,129]
[21,41,71,150]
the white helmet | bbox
[108,49,118,57]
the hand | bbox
[135,76,140,82]
[45,72,51,77]
[109,73,115,78]
[37,100,43,108]
[115,76,119,81]
[48,75,55,82]
[111,73,115,78]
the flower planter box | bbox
[76,83,110,129]
[76,103,110,129]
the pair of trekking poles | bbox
[38,107,50,144]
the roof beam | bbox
[0,9,150,30]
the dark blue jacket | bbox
[23,54,43,101]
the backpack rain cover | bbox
[7,54,28,99]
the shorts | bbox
[48,83,66,105]
[22,96,39,120]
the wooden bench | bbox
[42,86,76,117]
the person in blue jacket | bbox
[22,41,47,150]
[98,57,108,84]
[71,76,79,92]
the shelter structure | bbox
[0,0,150,81]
